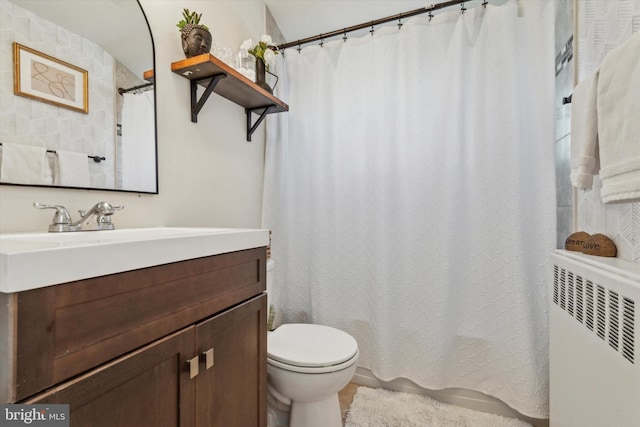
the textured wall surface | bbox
[575,0,640,263]
[0,0,116,188]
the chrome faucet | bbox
[34,202,124,232]
[73,201,124,231]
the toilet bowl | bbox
[266,323,359,427]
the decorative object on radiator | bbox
[565,231,590,252]
[581,233,617,257]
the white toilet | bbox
[266,261,359,427]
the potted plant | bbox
[177,9,212,58]
[242,35,279,93]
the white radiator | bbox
[550,250,640,427]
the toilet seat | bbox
[268,324,358,374]
[268,349,359,374]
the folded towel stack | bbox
[570,31,640,204]
[596,32,640,203]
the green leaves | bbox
[249,40,278,71]
[248,41,268,60]
[177,9,209,32]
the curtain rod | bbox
[276,0,486,51]
[118,82,154,95]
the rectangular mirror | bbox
[0,0,158,194]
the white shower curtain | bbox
[121,90,156,192]
[263,0,555,418]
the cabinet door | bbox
[195,294,267,427]
[26,327,196,427]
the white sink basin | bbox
[0,227,270,293]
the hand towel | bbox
[597,31,640,204]
[0,143,48,185]
[570,70,600,191]
[56,150,91,187]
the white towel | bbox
[56,150,91,187]
[0,143,48,185]
[597,31,640,204]
[570,70,600,191]
[43,153,55,185]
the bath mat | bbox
[344,387,532,427]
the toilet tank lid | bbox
[268,323,358,368]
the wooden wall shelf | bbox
[143,69,154,83]
[171,54,289,141]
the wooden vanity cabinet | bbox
[194,295,267,427]
[26,326,197,427]
[7,247,267,427]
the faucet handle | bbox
[33,202,72,225]
[93,202,124,215]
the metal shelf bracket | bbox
[245,105,276,142]
[190,73,227,123]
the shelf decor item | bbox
[13,42,88,114]
[177,9,212,58]
[255,59,272,93]
[247,35,279,93]
[237,39,257,81]
[170,54,289,140]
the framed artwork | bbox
[13,42,88,114]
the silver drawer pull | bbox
[202,348,215,370]
[187,356,199,379]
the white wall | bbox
[0,0,268,233]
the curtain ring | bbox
[370,22,375,35]
[297,44,301,53]
[461,2,466,13]
[397,13,403,29]
[343,30,348,42]
[320,38,324,47]
[428,11,434,22]
[482,0,488,7]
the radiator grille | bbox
[553,264,635,364]
[576,276,584,323]
[568,272,575,316]
[623,298,635,363]
[609,291,619,351]
[586,280,594,331]
[597,285,606,340]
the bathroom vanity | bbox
[0,228,269,427]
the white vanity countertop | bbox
[0,227,270,293]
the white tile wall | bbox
[555,0,574,250]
